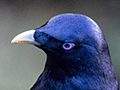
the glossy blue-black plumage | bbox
[31,14,118,90]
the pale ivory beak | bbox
[11,30,39,45]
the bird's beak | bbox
[11,30,39,45]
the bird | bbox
[11,13,119,90]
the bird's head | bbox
[11,13,118,90]
[11,13,109,76]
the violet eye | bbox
[62,43,75,50]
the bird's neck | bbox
[42,52,117,87]
[43,54,104,80]
[40,59,118,90]
[33,51,118,90]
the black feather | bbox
[20,13,119,90]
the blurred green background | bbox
[0,0,120,90]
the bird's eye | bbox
[62,43,75,50]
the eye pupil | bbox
[65,44,70,48]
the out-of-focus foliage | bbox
[0,0,120,90]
